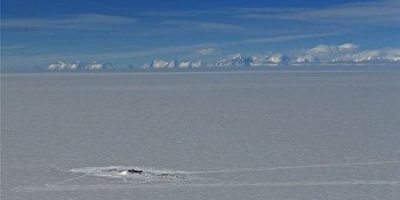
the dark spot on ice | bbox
[128,169,143,174]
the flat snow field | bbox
[1,71,400,200]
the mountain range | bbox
[47,61,114,70]
[46,43,400,70]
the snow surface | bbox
[2,71,400,200]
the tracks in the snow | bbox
[10,160,400,193]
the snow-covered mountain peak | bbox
[228,53,243,59]
[178,61,191,68]
[48,61,82,70]
[46,43,400,71]
[85,61,114,70]
[332,49,400,63]
[48,61,113,70]
[294,54,319,64]
[248,55,269,66]
[150,60,177,69]
[191,60,205,68]
[215,53,249,67]
[268,53,290,65]
[145,59,206,69]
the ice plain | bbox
[1,70,400,199]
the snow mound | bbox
[70,166,189,182]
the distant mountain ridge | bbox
[142,60,206,69]
[46,43,400,71]
[47,61,114,71]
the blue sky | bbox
[1,0,400,69]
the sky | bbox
[1,0,400,70]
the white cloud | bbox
[196,48,217,55]
[1,45,27,50]
[233,32,342,46]
[239,1,400,25]
[307,43,358,55]
[137,1,399,26]
[338,43,359,51]
[1,14,138,29]
[164,21,248,33]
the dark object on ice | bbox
[128,169,143,174]
[107,168,143,175]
